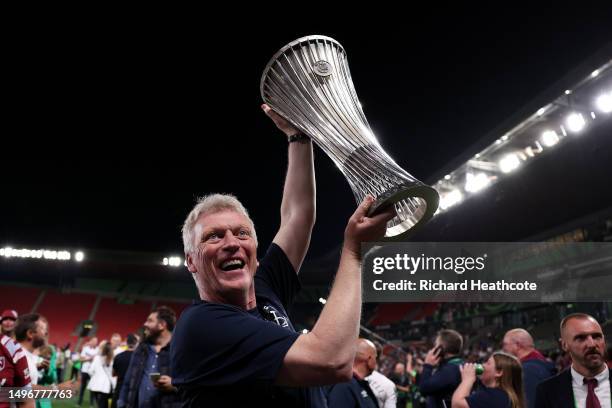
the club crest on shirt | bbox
[262,305,289,328]
[0,356,5,371]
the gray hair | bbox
[182,193,257,255]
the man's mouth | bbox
[220,259,245,271]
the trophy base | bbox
[368,184,439,241]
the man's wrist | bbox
[287,132,310,143]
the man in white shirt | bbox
[366,342,397,408]
[535,313,611,408]
[14,313,79,395]
[15,313,49,386]
[78,336,99,406]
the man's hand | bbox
[37,359,50,370]
[424,346,442,366]
[154,375,176,393]
[262,104,300,137]
[343,196,396,258]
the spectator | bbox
[0,330,34,408]
[535,313,610,407]
[79,337,99,406]
[118,306,180,408]
[452,352,526,408]
[366,342,397,408]
[112,333,138,408]
[419,329,464,408]
[88,342,115,408]
[327,339,380,407]
[110,334,123,356]
[0,309,18,339]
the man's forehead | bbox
[564,318,602,335]
[195,211,251,231]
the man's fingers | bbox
[261,104,277,119]
[353,195,375,219]
[369,204,396,224]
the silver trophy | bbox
[261,35,439,240]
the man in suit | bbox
[535,313,611,408]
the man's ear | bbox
[186,253,197,273]
[559,337,568,352]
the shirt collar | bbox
[571,364,609,386]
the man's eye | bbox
[206,233,220,241]
[238,230,250,237]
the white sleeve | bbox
[384,380,397,408]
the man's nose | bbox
[585,336,597,347]
[221,231,240,250]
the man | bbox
[328,338,380,407]
[112,333,138,408]
[502,328,556,408]
[118,307,180,408]
[111,333,123,356]
[170,105,395,407]
[14,314,77,398]
[0,331,34,408]
[366,342,397,408]
[390,362,411,408]
[78,336,99,406]
[0,310,18,339]
[15,314,49,387]
[535,313,611,408]
[418,329,464,408]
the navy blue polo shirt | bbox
[466,387,510,408]
[171,243,327,407]
[327,375,379,408]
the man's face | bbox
[90,337,98,348]
[501,335,518,356]
[1,318,16,334]
[366,348,378,375]
[187,210,258,302]
[561,317,606,373]
[394,363,405,375]
[31,320,48,349]
[111,334,121,348]
[143,312,163,343]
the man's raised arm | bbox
[263,104,316,272]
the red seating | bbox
[369,303,417,326]
[0,286,41,316]
[94,298,153,341]
[36,291,97,348]
[0,285,189,347]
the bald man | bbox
[327,339,380,408]
[502,328,556,408]
[535,313,611,408]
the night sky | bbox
[2,14,612,268]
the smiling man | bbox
[535,313,611,408]
[170,105,395,407]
